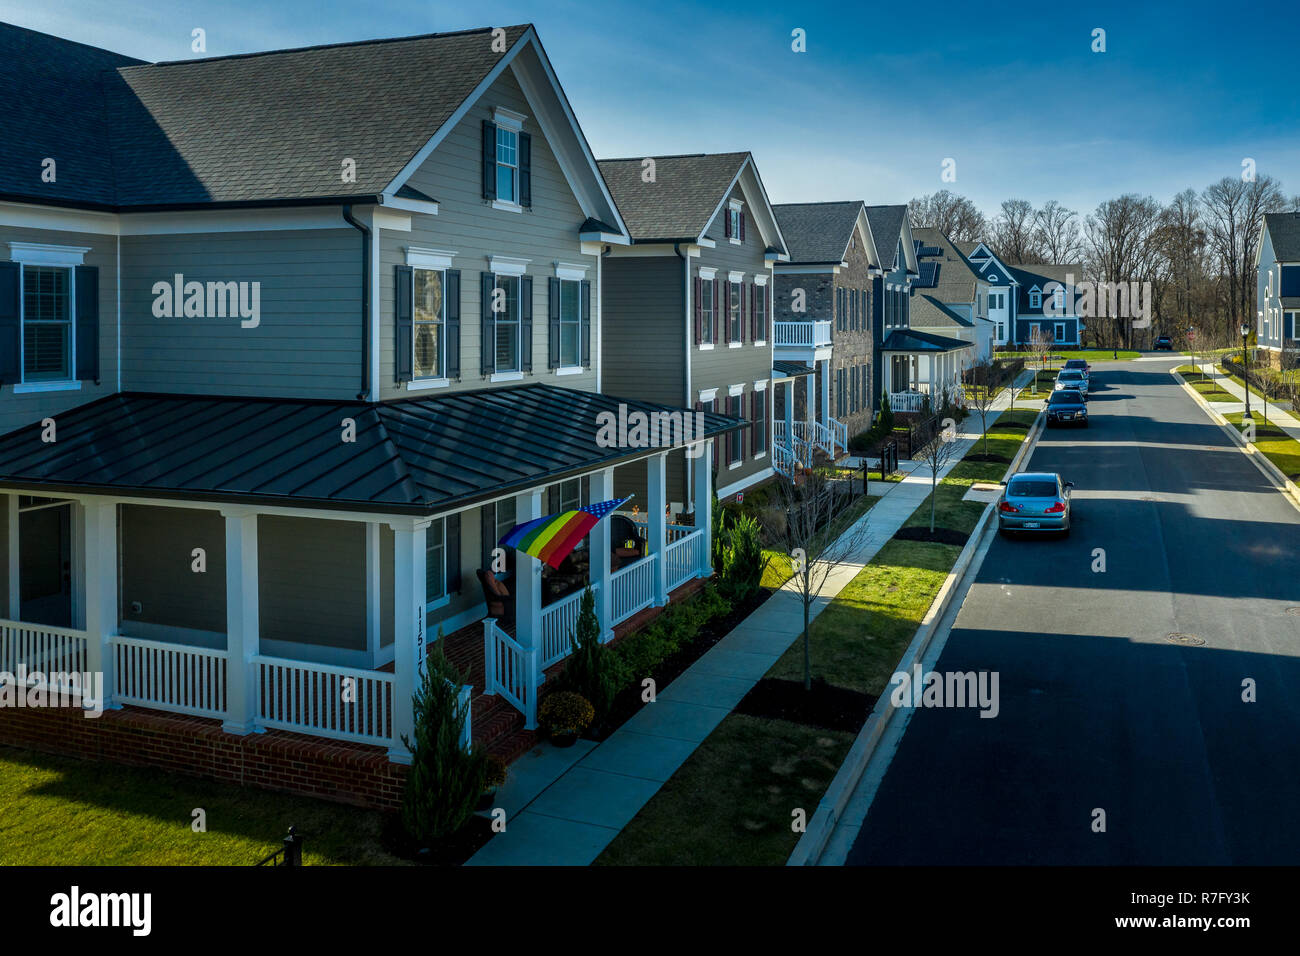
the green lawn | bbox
[0,745,405,866]
[597,407,1035,865]
[1224,412,1300,481]
[1175,367,1237,402]
[1051,349,1140,361]
[761,493,879,589]
[1016,370,1058,400]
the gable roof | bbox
[597,152,750,243]
[864,205,908,269]
[0,386,743,515]
[2,21,624,229]
[1263,212,1300,263]
[910,294,974,330]
[772,201,864,265]
[1007,263,1084,314]
[911,227,985,305]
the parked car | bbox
[1153,336,1173,350]
[1063,358,1090,379]
[998,472,1074,536]
[1045,389,1088,427]
[1054,368,1088,397]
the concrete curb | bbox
[1171,369,1300,513]
[787,406,1045,866]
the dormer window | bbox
[725,201,745,243]
[1053,288,1064,310]
[1029,287,1042,309]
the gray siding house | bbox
[1255,212,1300,365]
[908,228,993,365]
[597,152,790,509]
[0,22,737,771]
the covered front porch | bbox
[771,359,846,475]
[880,328,975,413]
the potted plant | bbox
[477,755,508,811]
[539,691,594,747]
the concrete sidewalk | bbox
[468,376,1031,866]
[1188,361,1300,442]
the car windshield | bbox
[1058,371,1083,380]
[1048,391,1083,404]
[1007,479,1059,498]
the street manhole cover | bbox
[1166,632,1206,646]
[1287,607,1300,617]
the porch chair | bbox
[476,569,516,627]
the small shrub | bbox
[540,691,594,736]
[717,513,769,605]
[556,587,618,721]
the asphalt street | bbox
[848,356,1300,865]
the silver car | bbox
[997,472,1073,536]
[1054,368,1088,397]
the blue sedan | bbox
[997,472,1074,536]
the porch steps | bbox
[470,692,536,762]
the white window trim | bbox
[728,461,743,470]
[13,252,81,387]
[8,242,91,267]
[490,370,525,383]
[487,255,530,276]
[728,383,745,397]
[698,387,719,402]
[554,263,588,281]
[1054,322,1067,341]
[753,379,769,391]
[753,274,768,286]
[13,380,82,395]
[491,199,523,214]
[698,267,717,280]
[698,343,715,351]
[728,271,745,283]
[405,247,456,270]
[492,106,527,131]
[555,366,584,376]
[406,377,450,392]
[424,518,450,613]
[728,342,742,349]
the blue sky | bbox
[8,0,1299,216]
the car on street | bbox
[1063,358,1090,379]
[1054,368,1088,397]
[1045,389,1088,427]
[1153,336,1173,350]
[997,472,1074,536]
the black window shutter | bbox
[520,275,533,372]
[749,283,756,341]
[0,261,19,383]
[395,265,413,383]
[480,273,495,376]
[547,277,561,369]
[445,269,461,379]
[580,279,591,367]
[482,121,497,201]
[750,392,758,454]
[724,209,731,239]
[739,280,746,343]
[447,513,462,592]
[519,132,532,207]
[740,212,746,242]
[712,280,719,344]
[74,265,100,383]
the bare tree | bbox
[765,471,874,691]
[989,199,1040,263]
[1085,194,1164,350]
[1028,325,1054,394]
[965,358,1000,456]
[916,416,963,533]
[909,190,987,243]
[1033,200,1083,263]
[1202,175,1284,340]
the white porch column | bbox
[389,517,429,762]
[514,490,544,651]
[590,469,614,642]
[805,374,815,455]
[365,522,383,666]
[81,499,119,710]
[820,358,830,427]
[5,494,18,619]
[783,380,795,441]
[692,439,713,577]
[647,451,669,606]
[221,507,261,736]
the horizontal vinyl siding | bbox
[0,224,119,436]
[378,65,598,400]
[258,515,366,651]
[601,254,685,407]
[120,228,361,398]
[119,504,226,636]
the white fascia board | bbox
[381,195,440,216]
[0,201,119,236]
[697,237,717,249]
[579,230,630,244]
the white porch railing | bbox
[254,654,394,746]
[773,421,816,467]
[540,583,597,670]
[774,319,833,349]
[483,618,536,730]
[772,439,795,477]
[829,416,848,453]
[610,554,658,624]
[0,619,89,678]
[890,390,926,413]
[665,529,706,592]
[111,634,228,719]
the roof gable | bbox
[772,201,863,264]
[1262,213,1300,264]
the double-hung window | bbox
[729,281,743,342]
[1054,322,1067,342]
[752,389,767,455]
[700,277,715,343]
[754,284,767,341]
[728,394,743,465]
[496,126,519,204]
[413,268,445,379]
[557,278,581,368]
[1029,290,1042,309]
[493,274,522,372]
[1053,288,1065,311]
[22,266,72,382]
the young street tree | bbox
[766,469,873,692]
[965,358,1000,456]
[1028,325,1054,394]
[917,405,964,534]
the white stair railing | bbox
[482,618,537,729]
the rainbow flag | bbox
[499,496,632,569]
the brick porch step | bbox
[470,692,536,763]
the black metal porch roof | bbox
[879,329,973,353]
[0,385,743,515]
[772,360,815,378]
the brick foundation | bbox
[0,703,406,811]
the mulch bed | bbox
[735,677,875,734]
[588,586,773,741]
[381,811,494,865]
[893,526,969,546]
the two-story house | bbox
[1255,212,1300,366]
[597,152,789,504]
[908,228,995,364]
[0,22,739,805]
[771,201,877,451]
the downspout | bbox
[675,242,693,511]
[342,205,371,401]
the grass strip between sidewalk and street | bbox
[1174,366,1237,402]
[595,407,1037,865]
[1223,412,1300,482]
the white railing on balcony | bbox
[483,618,536,729]
[774,319,833,349]
[111,635,228,719]
[254,655,395,746]
[540,583,598,670]
[610,554,657,624]
[665,529,706,592]
[0,619,89,681]
[890,390,926,413]
[627,520,696,544]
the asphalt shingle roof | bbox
[597,153,749,242]
[771,201,862,264]
[910,294,974,330]
[1006,263,1085,315]
[910,227,984,305]
[0,385,744,515]
[864,205,907,269]
[1265,213,1300,262]
[1,22,531,209]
